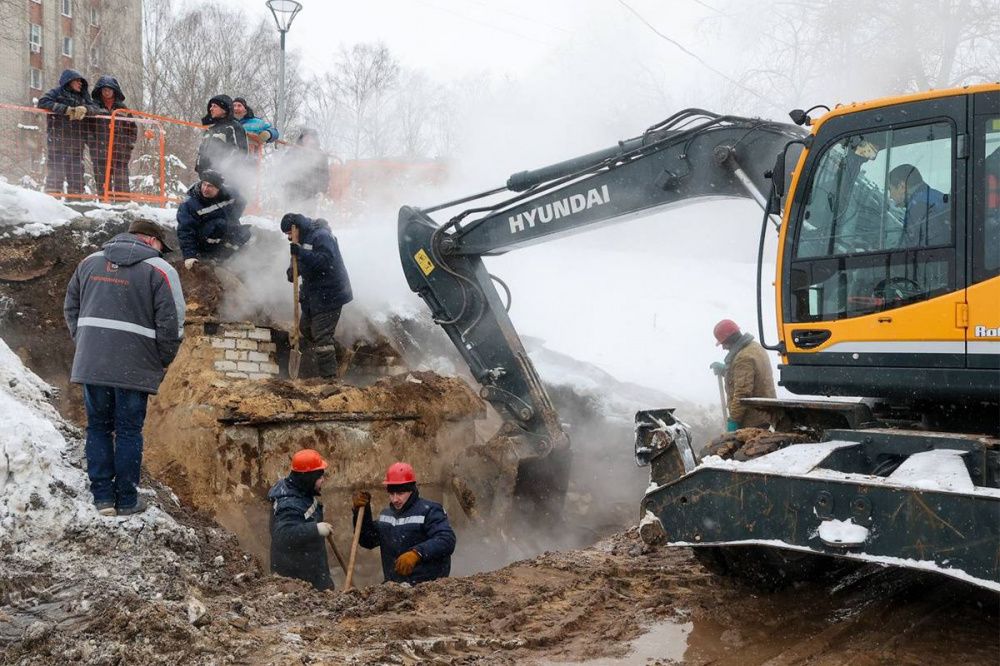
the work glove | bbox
[184,258,198,270]
[351,490,371,509]
[316,522,333,538]
[710,361,726,377]
[394,550,421,576]
[68,105,88,120]
[258,130,272,143]
[726,419,739,432]
[289,242,301,256]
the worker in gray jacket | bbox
[64,219,186,517]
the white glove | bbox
[316,522,333,537]
[184,258,198,270]
[69,105,88,120]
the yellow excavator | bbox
[398,84,1000,590]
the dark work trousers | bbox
[301,307,341,377]
[83,384,150,509]
[92,146,131,196]
[45,142,86,194]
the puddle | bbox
[553,618,692,665]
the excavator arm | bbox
[398,109,806,519]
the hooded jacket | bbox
[286,216,353,315]
[64,233,186,394]
[196,94,249,175]
[354,489,456,584]
[37,69,102,142]
[233,98,280,143]
[723,333,776,427]
[89,75,138,154]
[268,475,333,591]
[176,182,247,259]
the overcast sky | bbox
[211,0,716,80]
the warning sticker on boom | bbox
[414,249,435,276]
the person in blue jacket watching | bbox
[176,169,249,269]
[351,462,456,585]
[233,97,280,147]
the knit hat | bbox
[200,169,225,188]
[280,213,309,234]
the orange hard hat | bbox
[383,462,416,485]
[291,449,327,473]
[713,319,741,345]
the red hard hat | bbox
[291,449,327,473]
[713,319,741,345]
[383,462,416,485]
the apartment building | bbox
[0,0,142,107]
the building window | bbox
[90,7,99,26]
[30,68,42,90]
[29,24,42,49]
[62,36,73,57]
[61,0,72,17]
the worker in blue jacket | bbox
[176,169,249,268]
[233,97,280,146]
[282,213,352,377]
[351,462,456,585]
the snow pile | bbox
[0,337,196,557]
[0,180,76,234]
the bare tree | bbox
[713,0,1000,116]
[330,43,400,159]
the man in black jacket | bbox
[176,170,249,269]
[64,219,185,516]
[195,94,249,178]
[351,462,456,585]
[37,69,101,195]
[89,75,138,198]
[282,213,353,377]
[268,449,335,591]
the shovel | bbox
[325,533,349,576]
[288,225,303,380]
[344,506,365,591]
[716,373,729,428]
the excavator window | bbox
[789,121,956,322]
[973,117,1000,283]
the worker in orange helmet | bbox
[350,462,456,584]
[267,448,335,590]
[710,319,776,431]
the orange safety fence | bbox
[0,102,447,216]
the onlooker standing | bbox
[268,449,335,591]
[64,219,185,516]
[195,94,248,178]
[287,128,330,207]
[176,169,249,269]
[89,75,138,198]
[37,69,101,195]
[232,97,280,147]
[281,213,353,377]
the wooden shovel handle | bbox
[325,533,348,576]
[344,507,365,591]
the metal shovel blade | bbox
[289,347,302,380]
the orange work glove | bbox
[394,550,421,576]
[351,490,371,509]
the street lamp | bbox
[266,0,302,132]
